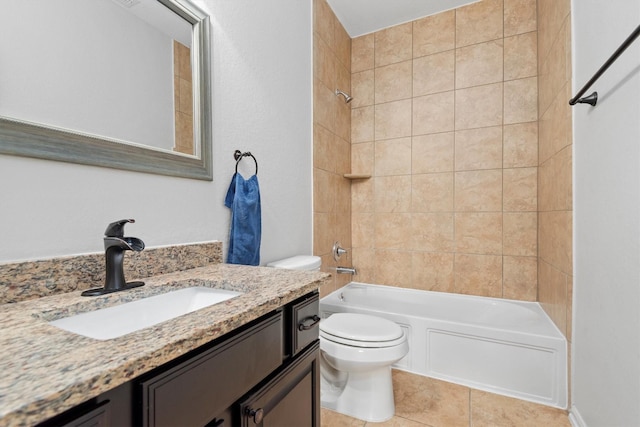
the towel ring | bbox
[234,150,258,175]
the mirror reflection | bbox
[0,0,212,180]
[0,0,194,155]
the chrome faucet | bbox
[336,266,357,275]
[82,219,145,296]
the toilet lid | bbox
[320,313,404,344]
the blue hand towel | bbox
[224,172,261,266]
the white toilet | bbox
[268,255,409,423]
[319,312,408,422]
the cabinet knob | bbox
[247,407,264,424]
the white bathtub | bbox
[320,283,567,409]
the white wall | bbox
[0,0,312,265]
[571,1,640,425]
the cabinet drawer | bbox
[291,293,320,355]
[140,311,283,427]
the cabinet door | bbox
[240,341,320,427]
[140,311,283,427]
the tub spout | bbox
[336,266,357,275]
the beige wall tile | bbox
[504,32,538,80]
[336,0,551,306]
[375,213,412,249]
[375,60,413,103]
[455,212,503,255]
[539,81,572,163]
[375,175,412,212]
[314,0,335,47]
[539,260,569,337]
[375,138,412,176]
[412,133,455,174]
[538,29,569,118]
[334,19,351,69]
[503,167,537,211]
[336,97,351,142]
[455,126,503,171]
[314,35,335,89]
[314,168,335,213]
[351,141,374,176]
[351,70,374,108]
[335,136,351,175]
[503,256,537,300]
[313,212,334,257]
[503,122,538,168]
[454,253,502,297]
[455,0,504,47]
[351,106,374,143]
[411,252,455,293]
[471,389,572,427]
[413,50,455,97]
[537,0,571,62]
[413,10,455,57]
[539,210,572,275]
[314,124,334,172]
[374,249,412,287]
[455,170,503,212]
[314,80,336,130]
[411,213,455,252]
[351,33,374,72]
[504,0,537,36]
[393,370,470,427]
[504,77,538,124]
[336,174,351,213]
[336,61,351,99]
[413,91,455,135]
[375,99,412,140]
[411,172,454,212]
[351,179,374,213]
[455,40,504,89]
[503,212,537,256]
[539,145,572,211]
[455,83,503,130]
[352,212,374,248]
[375,22,413,67]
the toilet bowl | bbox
[319,313,408,423]
[267,255,408,422]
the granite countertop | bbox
[0,263,329,426]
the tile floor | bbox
[320,370,571,427]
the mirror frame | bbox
[0,0,212,181]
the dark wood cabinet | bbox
[140,311,284,427]
[38,291,320,427]
[239,342,320,427]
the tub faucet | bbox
[336,266,357,275]
[81,219,145,296]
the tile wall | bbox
[536,0,573,342]
[313,0,353,296]
[173,41,194,155]
[349,0,539,300]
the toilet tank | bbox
[267,255,321,271]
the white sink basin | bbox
[49,287,242,340]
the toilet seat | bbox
[320,313,405,348]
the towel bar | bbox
[234,150,258,175]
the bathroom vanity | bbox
[0,262,328,427]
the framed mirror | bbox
[0,0,212,180]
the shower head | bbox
[335,89,353,103]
